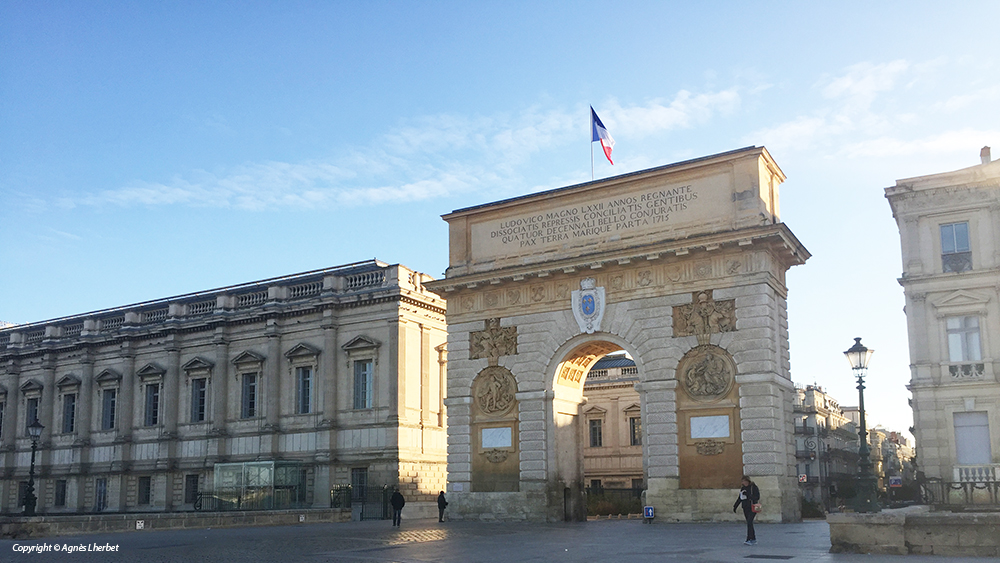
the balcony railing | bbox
[955,464,1000,482]
[794,426,815,435]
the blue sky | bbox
[3,1,999,438]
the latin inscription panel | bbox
[470,174,736,264]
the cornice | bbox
[427,223,808,293]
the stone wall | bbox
[828,506,1000,557]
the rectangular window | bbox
[941,222,972,272]
[18,481,28,508]
[350,468,368,500]
[0,401,5,439]
[144,383,160,426]
[589,419,603,447]
[955,411,992,465]
[630,416,642,446]
[632,478,644,490]
[184,474,200,504]
[296,367,312,414]
[191,378,207,423]
[95,478,108,511]
[62,393,77,433]
[590,479,602,490]
[101,389,117,430]
[947,316,982,362]
[55,480,67,507]
[241,374,257,418]
[26,397,39,432]
[353,360,373,409]
[138,476,152,505]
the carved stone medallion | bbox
[571,278,605,334]
[676,344,736,402]
[473,365,518,416]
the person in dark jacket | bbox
[390,489,406,527]
[437,491,448,522]
[732,475,760,545]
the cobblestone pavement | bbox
[3,517,997,562]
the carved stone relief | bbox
[673,290,736,345]
[472,365,518,416]
[469,318,518,365]
[481,449,510,463]
[676,344,736,402]
[695,440,726,455]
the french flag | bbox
[591,106,615,165]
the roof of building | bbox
[590,355,636,370]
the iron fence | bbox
[329,484,391,520]
[585,487,644,516]
[920,479,1000,509]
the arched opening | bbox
[550,338,643,521]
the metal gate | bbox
[330,484,391,521]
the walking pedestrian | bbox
[437,491,448,522]
[390,488,406,527]
[733,475,760,545]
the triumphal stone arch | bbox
[426,146,809,522]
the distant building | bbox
[886,147,1000,485]
[582,354,642,490]
[0,260,448,516]
[792,385,858,510]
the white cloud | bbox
[59,89,743,211]
[837,128,1000,159]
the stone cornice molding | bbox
[427,223,808,294]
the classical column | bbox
[163,338,180,511]
[39,353,56,444]
[311,315,338,508]
[76,352,94,445]
[118,343,136,440]
[420,324,432,427]
[75,352,94,513]
[386,317,403,424]
[212,332,229,460]
[436,344,447,427]
[265,320,281,432]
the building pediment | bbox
[136,363,166,380]
[583,405,607,415]
[95,368,122,383]
[20,379,43,393]
[342,335,380,352]
[622,403,641,413]
[232,350,266,366]
[284,342,321,359]
[57,374,82,388]
[931,289,990,309]
[182,357,214,372]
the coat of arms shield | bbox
[571,278,605,334]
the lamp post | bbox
[24,419,44,516]
[844,337,880,513]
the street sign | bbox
[889,476,903,488]
[643,506,654,519]
[798,474,807,483]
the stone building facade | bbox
[428,147,809,522]
[792,384,858,510]
[581,354,643,490]
[886,147,1000,485]
[0,260,448,515]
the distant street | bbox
[3,518,997,563]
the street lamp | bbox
[844,337,879,513]
[24,419,44,516]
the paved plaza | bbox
[3,517,996,562]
